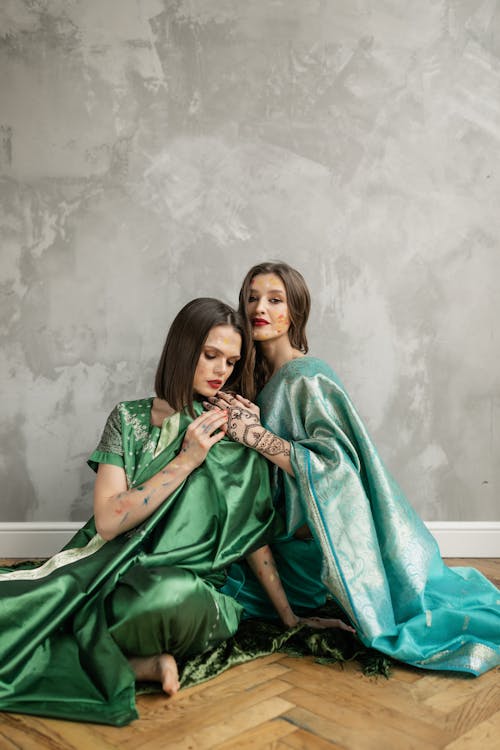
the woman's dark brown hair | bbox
[239,262,311,394]
[155,298,251,415]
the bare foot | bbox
[129,653,180,695]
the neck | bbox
[258,336,304,376]
[151,397,176,426]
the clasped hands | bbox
[203,392,265,449]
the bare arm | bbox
[246,545,298,626]
[246,545,356,633]
[94,409,228,540]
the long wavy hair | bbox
[154,297,252,415]
[238,262,311,395]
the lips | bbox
[252,318,269,327]
[207,380,223,389]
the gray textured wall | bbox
[1,1,499,523]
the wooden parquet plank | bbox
[278,656,450,732]
[443,709,500,749]
[122,678,292,749]
[215,717,297,749]
[85,661,292,748]
[281,728,346,749]
[284,687,442,750]
[0,711,117,750]
[389,664,423,683]
[284,704,439,750]
[177,658,291,702]
[137,696,294,750]
[443,681,500,739]
[137,660,291,721]
[177,653,286,698]
[421,667,500,710]
[0,715,65,750]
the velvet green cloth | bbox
[223,357,500,675]
[0,399,279,726]
[177,599,391,692]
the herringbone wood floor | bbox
[0,559,499,750]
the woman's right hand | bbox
[179,408,229,469]
[94,409,228,541]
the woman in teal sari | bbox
[209,262,500,676]
[0,297,318,726]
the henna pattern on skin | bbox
[225,405,290,458]
[241,423,266,448]
[254,430,290,457]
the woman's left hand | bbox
[208,391,260,420]
[296,617,356,634]
[204,393,263,447]
[205,392,293,475]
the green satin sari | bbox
[0,399,279,726]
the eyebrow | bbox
[249,288,285,295]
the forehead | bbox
[204,325,241,356]
[250,274,286,294]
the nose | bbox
[214,358,228,375]
[254,296,266,314]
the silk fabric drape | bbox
[0,400,279,725]
[224,357,500,675]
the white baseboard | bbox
[0,521,499,559]
[425,522,500,558]
[0,522,82,558]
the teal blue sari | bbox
[223,357,500,675]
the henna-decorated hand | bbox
[205,397,263,447]
[212,391,261,420]
[205,393,289,457]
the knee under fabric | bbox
[106,564,243,660]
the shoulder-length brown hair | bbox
[238,262,311,395]
[155,298,252,415]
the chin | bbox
[195,388,213,399]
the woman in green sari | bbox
[209,263,500,676]
[0,297,320,726]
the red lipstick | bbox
[207,380,223,389]
[252,318,269,327]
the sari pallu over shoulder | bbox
[0,401,279,726]
[257,357,500,675]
